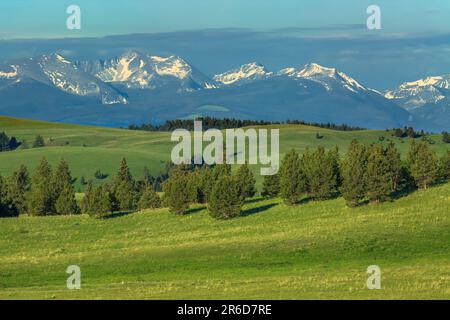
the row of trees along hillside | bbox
[0,132,20,152]
[128,116,365,131]
[1,141,449,219]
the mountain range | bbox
[0,50,448,131]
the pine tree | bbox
[439,150,450,180]
[28,157,54,215]
[112,158,137,211]
[33,135,45,148]
[7,165,30,215]
[340,140,367,207]
[365,144,392,203]
[385,141,402,192]
[0,174,13,217]
[303,146,339,200]
[52,159,73,204]
[137,166,154,192]
[279,149,308,205]
[81,182,94,214]
[89,186,112,218]
[406,141,438,189]
[162,165,191,214]
[261,172,280,198]
[208,175,243,219]
[236,163,256,200]
[55,184,79,215]
[138,187,161,210]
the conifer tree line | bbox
[0,141,449,219]
[276,141,449,207]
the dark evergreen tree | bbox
[0,174,13,216]
[137,166,154,192]
[52,159,72,202]
[55,184,79,215]
[406,141,438,190]
[28,157,54,215]
[112,158,137,211]
[236,163,256,200]
[208,175,243,219]
[261,172,280,198]
[279,150,308,205]
[81,182,94,214]
[385,141,402,192]
[442,132,450,143]
[365,144,392,203]
[439,150,450,180]
[33,135,45,148]
[162,165,191,214]
[303,146,339,200]
[340,140,367,207]
[138,187,161,210]
[89,186,113,218]
[7,165,30,215]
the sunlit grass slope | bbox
[0,182,449,299]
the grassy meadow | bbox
[0,115,449,299]
[0,116,448,189]
[0,182,449,299]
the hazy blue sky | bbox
[1,1,450,89]
[0,0,449,38]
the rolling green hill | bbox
[0,182,449,299]
[0,115,448,190]
[0,115,449,299]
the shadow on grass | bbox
[103,210,135,219]
[185,206,206,215]
[244,197,265,205]
[241,203,278,217]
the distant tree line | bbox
[442,132,450,144]
[0,131,20,152]
[390,127,426,139]
[1,141,449,219]
[274,141,450,208]
[127,116,365,132]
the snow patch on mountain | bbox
[213,62,273,85]
[384,75,450,110]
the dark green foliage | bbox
[89,186,113,218]
[138,187,161,210]
[442,132,450,144]
[279,150,308,205]
[365,144,393,203]
[81,182,94,214]
[129,117,364,132]
[162,165,191,214]
[204,164,231,202]
[208,175,243,219]
[439,151,450,180]
[0,174,13,217]
[94,170,108,180]
[112,158,137,211]
[32,135,45,148]
[79,176,87,186]
[303,146,340,200]
[235,163,256,200]
[340,140,368,207]
[28,157,54,215]
[7,165,30,215]
[55,184,79,215]
[261,172,280,198]
[0,131,20,152]
[137,166,154,192]
[407,141,439,190]
[385,141,402,192]
[52,159,72,200]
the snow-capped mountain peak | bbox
[277,63,367,93]
[384,74,450,110]
[213,62,273,85]
[77,51,215,91]
[298,63,337,78]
